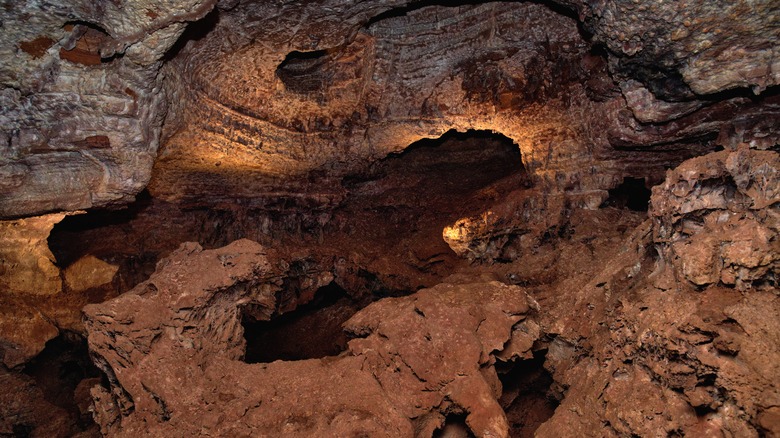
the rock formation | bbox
[0,0,778,436]
[83,239,538,437]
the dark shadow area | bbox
[343,129,529,223]
[498,349,559,438]
[433,413,476,438]
[276,49,332,94]
[600,177,651,212]
[242,282,358,363]
[22,332,104,434]
[163,8,219,61]
[48,190,154,268]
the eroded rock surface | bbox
[1,0,779,436]
[651,147,779,289]
[83,239,537,437]
[534,149,780,437]
[0,0,217,217]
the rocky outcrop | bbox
[0,212,122,368]
[563,0,780,96]
[83,239,538,437]
[0,213,64,367]
[651,147,779,289]
[534,148,780,437]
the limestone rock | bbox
[0,300,59,368]
[0,0,218,218]
[0,213,65,296]
[563,0,780,95]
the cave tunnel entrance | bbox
[327,128,532,286]
[338,129,530,238]
[242,281,358,363]
[600,176,651,212]
[498,349,559,438]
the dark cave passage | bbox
[21,332,104,435]
[338,129,530,237]
[242,282,359,363]
[433,413,476,438]
[498,349,559,438]
[600,177,652,212]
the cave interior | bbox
[0,0,778,437]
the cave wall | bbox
[2,0,777,219]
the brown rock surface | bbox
[651,147,780,289]
[533,149,780,437]
[83,239,537,437]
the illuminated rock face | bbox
[1,0,778,217]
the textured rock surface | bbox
[0,213,64,367]
[563,0,780,95]
[0,0,217,217]
[534,149,780,437]
[1,0,778,219]
[651,147,779,289]
[83,239,537,437]
[0,0,779,436]
[151,0,778,213]
[0,213,64,296]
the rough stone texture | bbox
[443,189,567,261]
[0,301,59,369]
[1,0,778,219]
[0,213,64,368]
[533,149,780,437]
[0,213,64,296]
[152,2,600,205]
[64,255,119,293]
[83,239,537,437]
[150,0,778,211]
[0,0,217,218]
[651,147,780,289]
[0,0,779,436]
[562,0,780,96]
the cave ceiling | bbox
[1,0,778,217]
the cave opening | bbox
[163,8,219,61]
[338,129,530,238]
[498,349,559,438]
[433,413,475,438]
[242,281,359,363]
[276,49,332,94]
[600,177,652,212]
[21,332,104,435]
